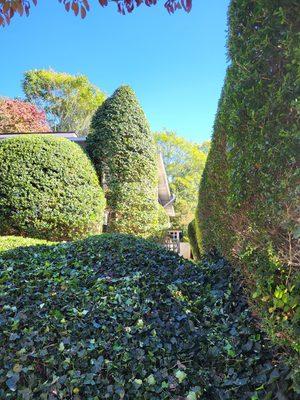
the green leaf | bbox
[175,370,187,383]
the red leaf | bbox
[83,0,90,11]
[80,5,86,18]
[181,0,192,12]
[72,2,79,16]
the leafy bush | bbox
[87,86,159,237]
[0,234,297,399]
[196,0,299,375]
[0,98,50,133]
[0,236,54,252]
[153,204,170,241]
[187,219,201,260]
[0,135,105,241]
[0,234,295,400]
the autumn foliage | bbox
[0,0,192,26]
[0,98,50,133]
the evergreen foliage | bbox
[155,204,170,241]
[0,236,54,252]
[0,135,105,241]
[0,234,297,398]
[196,0,300,380]
[187,219,201,260]
[87,86,159,237]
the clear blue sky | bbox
[0,0,229,143]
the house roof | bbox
[0,132,175,217]
[157,152,175,216]
[0,131,77,138]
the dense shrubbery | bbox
[0,136,105,241]
[154,204,170,241]
[87,86,159,238]
[196,0,299,378]
[0,236,53,252]
[187,219,201,260]
[0,234,297,399]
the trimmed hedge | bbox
[0,135,105,241]
[87,86,159,237]
[187,219,201,260]
[0,236,53,253]
[0,234,297,398]
[196,0,299,382]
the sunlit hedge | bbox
[0,236,54,253]
[87,86,159,237]
[0,136,105,241]
[187,219,201,260]
[196,0,299,385]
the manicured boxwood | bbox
[87,86,159,237]
[0,135,105,241]
[196,0,299,387]
[0,234,297,399]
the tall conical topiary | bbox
[87,86,159,237]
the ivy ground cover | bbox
[0,234,297,399]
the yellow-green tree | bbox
[154,131,208,229]
[23,69,106,135]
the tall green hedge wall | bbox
[196,0,299,360]
[0,136,105,241]
[87,86,159,237]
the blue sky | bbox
[0,0,229,143]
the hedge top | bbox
[87,85,157,185]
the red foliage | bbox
[0,0,192,26]
[0,98,50,133]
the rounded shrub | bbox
[0,234,296,398]
[0,135,105,241]
[87,85,158,237]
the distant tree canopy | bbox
[154,131,207,229]
[0,98,50,133]
[23,70,106,136]
[199,140,211,154]
[0,0,192,26]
